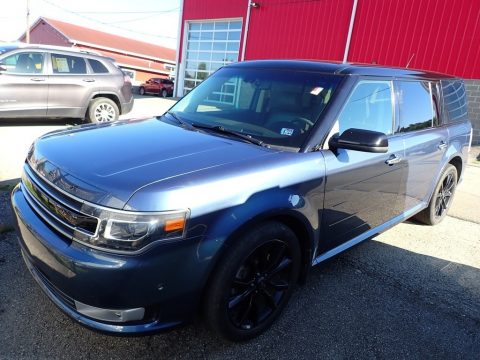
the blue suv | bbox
[11,60,472,341]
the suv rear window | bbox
[441,80,468,123]
[52,54,87,74]
[88,59,109,74]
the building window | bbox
[183,19,242,95]
[164,64,175,72]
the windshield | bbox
[170,67,342,149]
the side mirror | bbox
[0,63,6,72]
[329,128,388,153]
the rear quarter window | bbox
[441,80,468,123]
[88,59,109,74]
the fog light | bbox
[75,300,145,323]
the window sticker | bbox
[310,86,324,96]
[55,57,69,73]
[280,128,294,136]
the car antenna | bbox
[406,53,415,69]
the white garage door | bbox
[182,19,242,95]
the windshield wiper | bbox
[164,111,196,131]
[191,123,268,147]
[164,112,267,147]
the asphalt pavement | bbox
[0,99,479,359]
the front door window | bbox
[1,52,44,74]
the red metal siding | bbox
[182,0,246,20]
[245,0,352,61]
[348,0,480,78]
[181,0,480,78]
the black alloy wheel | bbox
[228,239,294,330]
[433,169,456,219]
[204,221,301,341]
[415,164,458,225]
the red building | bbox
[21,17,176,85]
[175,0,480,143]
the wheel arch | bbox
[90,93,121,113]
[424,153,464,210]
[197,209,315,322]
[202,209,315,295]
[449,155,463,180]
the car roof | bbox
[0,42,114,61]
[228,60,457,80]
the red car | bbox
[138,78,174,97]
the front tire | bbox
[139,87,145,95]
[161,89,168,98]
[415,164,458,225]
[86,97,119,123]
[204,221,301,341]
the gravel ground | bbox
[0,185,479,359]
[0,140,478,359]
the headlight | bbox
[73,208,189,253]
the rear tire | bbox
[414,164,457,225]
[161,89,168,98]
[86,97,119,123]
[204,221,301,342]
[139,87,145,95]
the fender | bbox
[191,184,320,288]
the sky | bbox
[0,0,181,49]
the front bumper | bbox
[11,184,201,334]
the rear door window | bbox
[337,80,394,136]
[395,81,434,133]
[51,54,87,74]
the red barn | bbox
[175,0,480,144]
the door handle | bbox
[82,79,95,82]
[30,78,45,82]
[385,154,402,166]
[438,141,447,150]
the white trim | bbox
[241,0,252,61]
[343,0,358,63]
[186,17,244,24]
[177,20,189,96]
[115,62,170,75]
[68,39,176,65]
[174,0,184,97]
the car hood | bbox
[27,118,277,209]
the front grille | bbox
[34,265,76,310]
[22,166,99,240]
